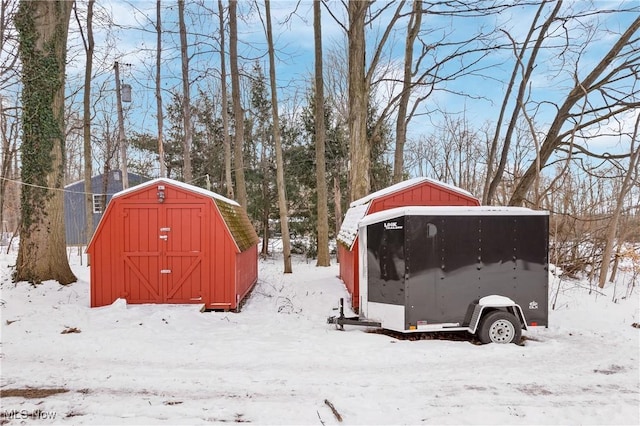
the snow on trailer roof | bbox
[359,205,549,227]
[111,178,240,206]
[336,177,476,248]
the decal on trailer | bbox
[383,221,403,230]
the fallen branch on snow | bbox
[324,399,342,422]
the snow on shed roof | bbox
[110,178,258,252]
[349,177,473,208]
[112,178,240,206]
[336,177,476,249]
[336,203,369,249]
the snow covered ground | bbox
[0,246,638,425]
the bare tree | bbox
[156,0,166,178]
[262,0,292,272]
[406,114,485,195]
[0,0,20,236]
[509,15,640,206]
[14,0,76,284]
[483,0,555,205]
[229,0,247,208]
[0,98,19,237]
[393,0,421,183]
[74,0,95,254]
[314,0,330,266]
[598,114,640,288]
[347,0,371,201]
[343,1,493,195]
[178,0,193,182]
[114,60,128,188]
[218,0,233,198]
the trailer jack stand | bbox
[327,298,382,330]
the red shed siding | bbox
[236,246,259,303]
[338,240,359,303]
[88,179,258,311]
[339,180,480,310]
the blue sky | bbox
[64,0,640,173]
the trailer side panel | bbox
[404,215,548,329]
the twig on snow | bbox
[324,399,342,422]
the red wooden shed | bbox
[337,177,480,310]
[87,178,259,310]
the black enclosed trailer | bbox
[329,206,549,343]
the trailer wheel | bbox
[478,311,521,344]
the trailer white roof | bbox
[360,205,549,228]
[336,178,477,249]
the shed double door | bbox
[122,204,205,303]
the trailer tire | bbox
[478,311,521,344]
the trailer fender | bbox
[468,295,528,334]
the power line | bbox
[0,175,118,197]
[0,174,217,197]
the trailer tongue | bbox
[328,206,549,344]
[327,298,382,329]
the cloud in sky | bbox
[59,0,639,156]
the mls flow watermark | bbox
[2,409,57,421]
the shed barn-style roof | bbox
[337,177,476,249]
[214,198,259,252]
[90,178,259,252]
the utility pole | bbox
[114,61,131,189]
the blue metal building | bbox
[64,170,149,245]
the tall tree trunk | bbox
[114,61,128,188]
[156,0,166,178]
[14,0,76,284]
[333,176,342,263]
[229,0,247,208]
[260,129,269,256]
[264,0,292,272]
[313,0,329,267]
[393,0,421,183]
[218,0,233,199]
[80,0,94,254]
[178,0,192,182]
[348,0,370,202]
[598,114,640,288]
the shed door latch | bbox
[160,227,171,232]
[160,269,171,274]
[159,235,168,240]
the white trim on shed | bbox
[336,177,476,249]
[111,178,240,206]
